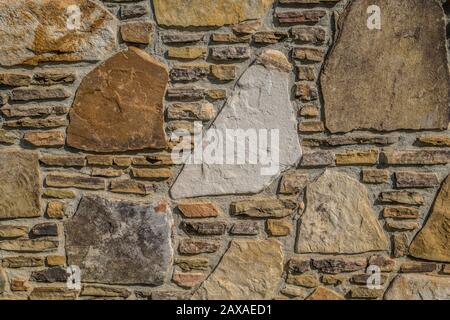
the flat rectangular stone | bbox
[40,154,86,167]
[382,150,450,165]
[312,257,367,274]
[276,10,326,24]
[383,207,420,219]
[400,262,437,273]
[46,172,105,190]
[109,179,154,195]
[299,150,335,167]
[417,135,450,147]
[292,47,324,62]
[394,171,440,188]
[2,256,44,268]
[210,46,251,61]
[0,150,41,218]
[178,239,220,255]
[335,149,379,165]
[362,169,390,184]
[1,105,69,118]
[385,219,419,231]
[379,191,424,205]
[11,86,71,101]
[4,117,68,129]
[0,240,58,252]
[231,198,297,218]
[183,221,227,236]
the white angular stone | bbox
[385,274,450,300]
[170,50,301,199]
[296,170,389,254]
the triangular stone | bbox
[409,174,450,262]
[296,170,389,254]
[170,50,301,199]
[321,0,449,133]
[67,47,168,152]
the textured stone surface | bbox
[2,256,44,268]
[385,274,450,300]
[193,240,283,300]
[395,171,439,188]
[29,287,78,300]
[0,150,41,218]
[321,0,449,132]
[306,287,344,300]
[30,267,68,283]
[0,240,58,252]
[231,198,297,218]
[409,174,450,262]
[171,50,301,198]
[297,170,389,254]
[177,202,221,218]
[0,226,28,238]
[0,268,6,293]
[153,0,273,27]
[312,257,367,274]
[379,191,424,205]
[65,194,173,285]
[81,285,130,298]
[0,0,118,66]
[178,239,220,255]
[67,47,168,152]
[286,272,319,288]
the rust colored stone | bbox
[67,47,168,152]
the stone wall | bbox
[0,0,449,300]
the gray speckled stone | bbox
[65,194,173,285]
[170,50,301,199]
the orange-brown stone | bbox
[67,47,168,152]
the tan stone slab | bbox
[322,0,449,132]
[153,0,273,27]
[0,150,41,219]
[409,174,450,262]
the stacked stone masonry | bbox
[0,0,449,300]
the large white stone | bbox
[170,50,301,199]
[296,170,389,254]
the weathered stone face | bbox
[192,240,283,300]
[296,170,389,254]
[321,0,449,133]
[153,0,273,27]
[0,150,41,219]
[385,274,450,300]
[67,47,168,152]
[0,0,118,66]
[170,50,301,199]
[65,194,173,285]
[409,174,450,262]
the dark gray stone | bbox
[65,194,173,285]
[30,267,68,283]
[31,223,58,237]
